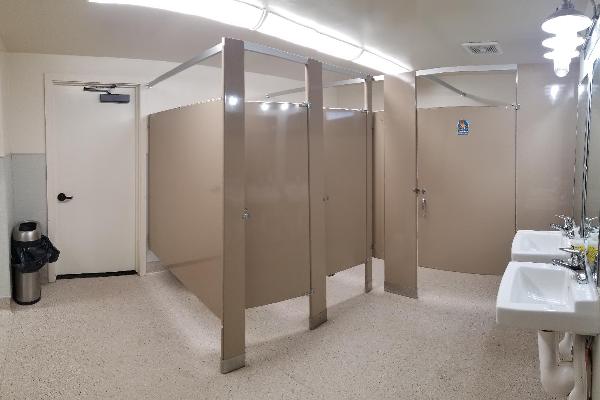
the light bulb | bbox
[553,58,571,77]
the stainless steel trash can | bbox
[12,221,42,305]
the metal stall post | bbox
[364,75,374,293]
[221,37,247,373]
[306,59,328,330]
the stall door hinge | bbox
[303,288,315,296]
[511,103,520,111]
[300,102,310,109]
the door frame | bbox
[44,74,147,281]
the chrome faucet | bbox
[553,246,588,283]
[550,215,576,239]
[582,217,599,239]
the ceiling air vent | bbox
[461,41,503,55]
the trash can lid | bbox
[12,221,42,242]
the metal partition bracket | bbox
[416,64,517,76]
[422,75,513,107]
[147,42,223,88]
[423,75,467,97]
[147,38,370,90]
[244,41,308,65]
[264,77,367,100]
[322,63,368,79]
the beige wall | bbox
[516,63,577,230]
[326,81,384,110]
[4,52,306,154]
[0,37,7,156]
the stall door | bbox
[245,102,310,308]
[324,109,368,275]
[46,83,136,278]
[417,106,515,274]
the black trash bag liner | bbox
[11,235,60,273]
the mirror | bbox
[585,60,600,242]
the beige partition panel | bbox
[324,109,368,275]
[148,100,224,318]
[417,106,515,275]
[384,73,418,298]
[373,111,385,260]
[245,102,311,308]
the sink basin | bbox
[511,230,570,263]
[496,262,600,335]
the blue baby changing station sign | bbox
[457,119,470,135]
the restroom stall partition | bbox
[415,71,517,275]
[324,108,367,277]
[147,38,371,373]
[149,100,225,319]
[244,101,311,309]
[264,76,376,291]
[323,77,374,292]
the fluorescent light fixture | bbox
[260,102,270,111]
[258,13,318,48]
[258,13,362,60]
[311,33,363,60]
[89,0,265,29]
[353,51,407,75]
[90,0,411,73]
[542,0,592,34]
[280,103,290,111]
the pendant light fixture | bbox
[542,0,592,77]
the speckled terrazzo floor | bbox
[0,259,558,400]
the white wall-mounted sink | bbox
[511,230,570,264]
[496,262,600,335]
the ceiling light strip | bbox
[89,0,411,74]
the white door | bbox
[46,83,136,277]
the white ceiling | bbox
[0,0,591,77]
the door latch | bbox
[242,208,250,220]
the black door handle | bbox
[57,193,74,202]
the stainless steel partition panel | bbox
[244,102,311,308]
[148,100,224,318]
[324,109,368,275]
[373,111,385,260]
